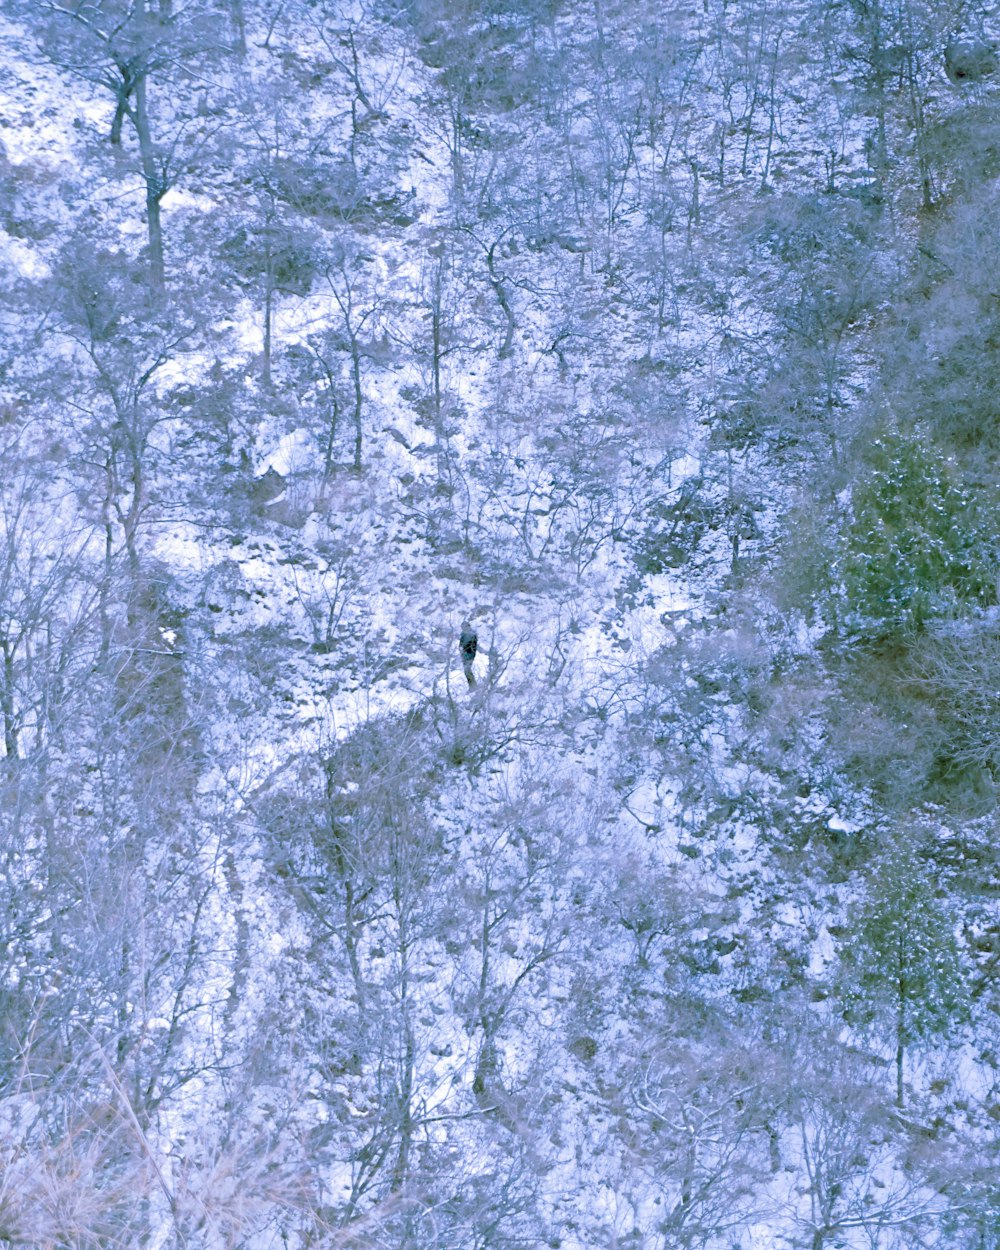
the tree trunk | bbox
[390,877,414,1194]
[131,77,165,291]
[486,241,515,359]
[317,355,339,485]
[430,274,453,489]
[351,340,363,471]
[229,0,246,55]
[869,1,889,177]
[896,935,907,1108]
[111,90,129,145]
[263,249,274,388]
[900,7,932,209]
[322,762,367,1008]
[114,427,145,593]
[100,460,116,664]
[1,637,17,760]
[110,57,135,145]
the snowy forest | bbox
[2,0,1000,1246]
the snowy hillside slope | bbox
[2,1,1000,1248]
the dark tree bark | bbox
[129,75,165,291]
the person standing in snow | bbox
[459,621,478,688]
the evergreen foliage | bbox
[836,835,968,1106]
[838,429,994,634]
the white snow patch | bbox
[0,230,49,279]
[160,187,216,214]
[646,574,694,618]
[257,428,316,476]
[151,525,211,572]
[669,452,701,483]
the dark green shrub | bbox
[838,429,994,634]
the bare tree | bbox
[789,1045,947,1249]
[323,240,385,472]
[40,0,222,288]
[58,246,192,599]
